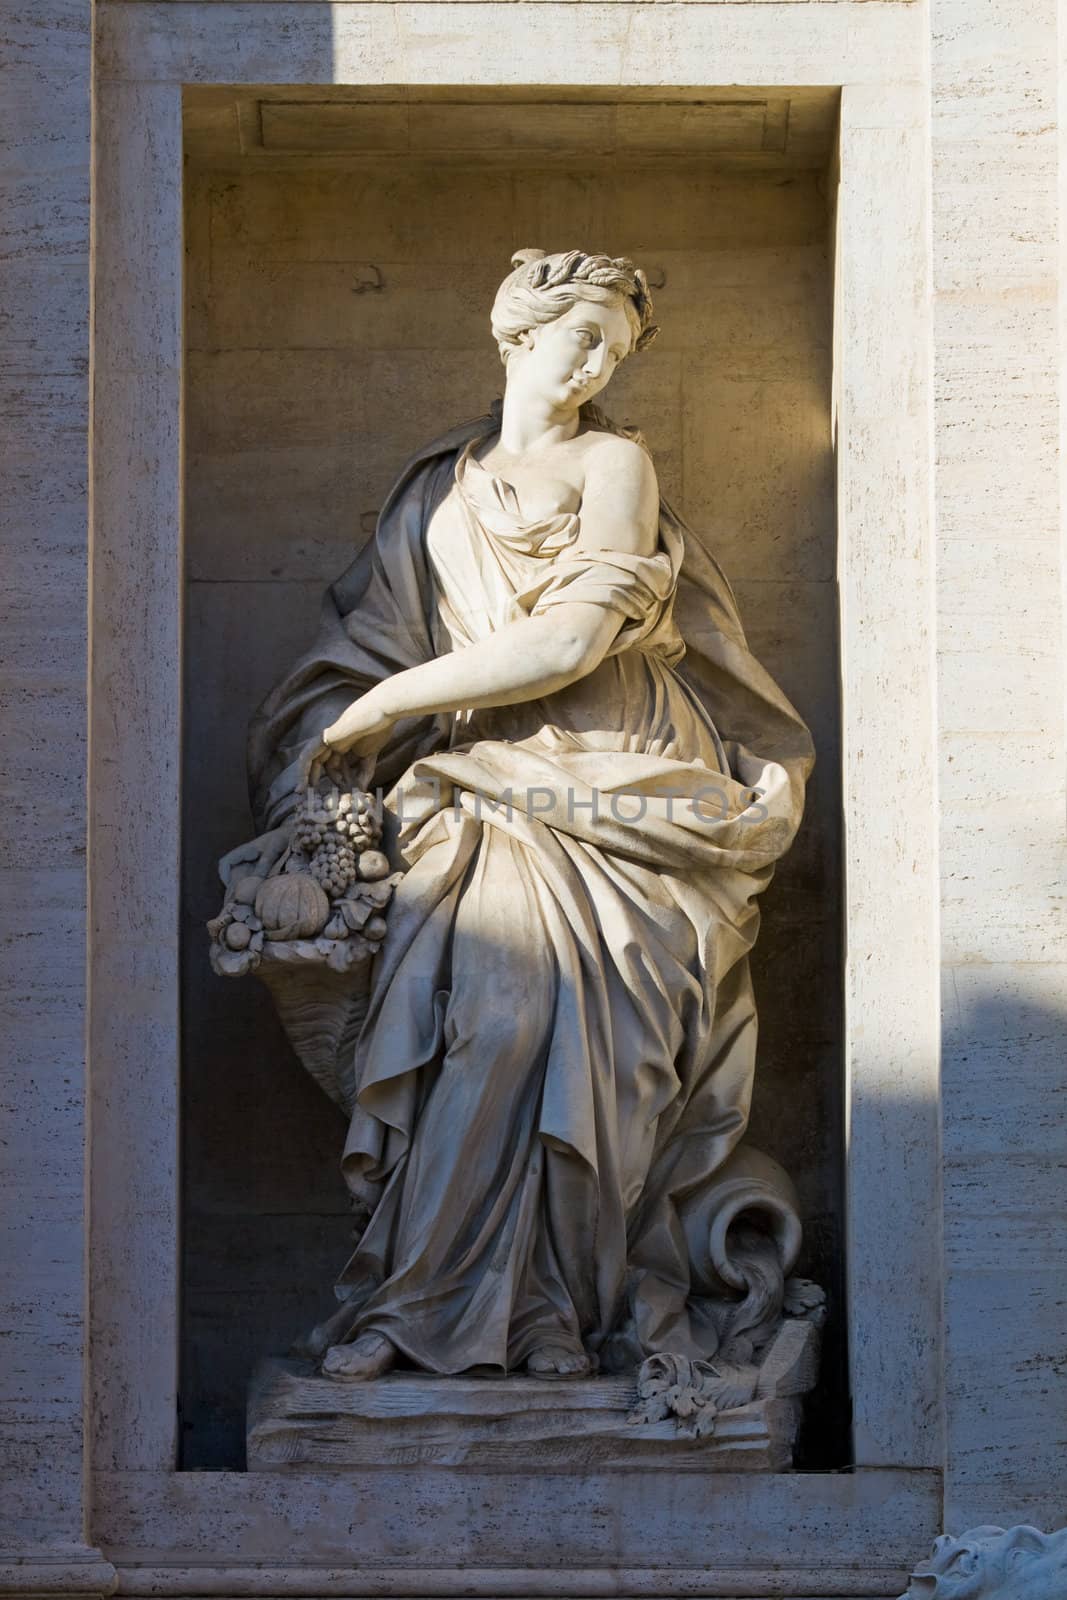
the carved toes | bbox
[526,1344,591,1379]
[321,1332,396,1380]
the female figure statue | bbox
[222,249,814,1386]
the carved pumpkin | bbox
[254,874,330,942]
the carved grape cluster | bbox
[291,787,386,896]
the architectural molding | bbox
[0,1552,118,1600]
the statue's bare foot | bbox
[526,1343,591,1379]
[321,1332,396,1380]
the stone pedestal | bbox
[248,1317,820,1473]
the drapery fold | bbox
[248,409,814,1372]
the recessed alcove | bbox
[179,84,845,1470]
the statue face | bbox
[513,296,634,412]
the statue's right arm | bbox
[299,437,660,769]
[314,600,621,767]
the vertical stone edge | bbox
[87,78,184,1477]
[834,83,945,1474]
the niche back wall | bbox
[181,88,843,1469]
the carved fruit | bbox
[357,850,390,881]
[225,922,252,951]
[232,874,263,907]
[254,874,330,941]
[364,915,388,942]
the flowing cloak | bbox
[247,408,815,1373]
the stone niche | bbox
[180,85,845,1470]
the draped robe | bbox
[248,410,815,1373]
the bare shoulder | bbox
[579,429,656,486]
[574,430,659,555]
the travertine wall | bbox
[181,152,845,1467]
[0,0,104,1587]
[931,0,1067,1532]
[1,0,1065,1589]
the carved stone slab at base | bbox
[248,1356,806,1474]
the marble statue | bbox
[899,1526,1067,1600]
[214,249,822,1445]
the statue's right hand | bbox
[217,826,289,889]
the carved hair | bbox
[903,1525,1067,1599]
[491,247,659,366]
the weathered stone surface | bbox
[82,73,187,1500]
[834,96,942,1474]
[247,1328,819,1473]
[930,0,1067,1533]
[0,0,103,1578]
[96,0,920,88]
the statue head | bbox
[900,1525,1067,1600]
[491,247,658,413]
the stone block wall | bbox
[1,0,1065,1586]
[931,0,1067,1532]
[0,0,99,1578]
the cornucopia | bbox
[207,780,401,1112]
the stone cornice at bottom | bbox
[0,1551,118,1599]
[106,1567,910,1598]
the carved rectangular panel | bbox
[258,97,794,159]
